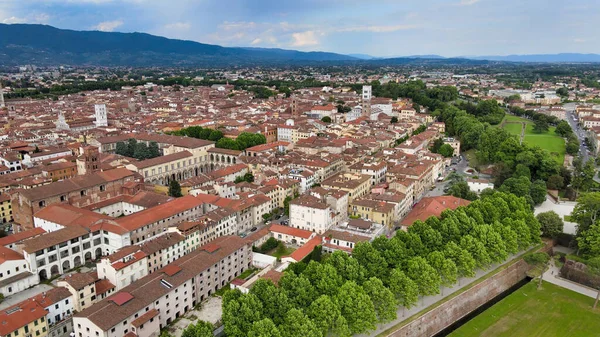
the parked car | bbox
[251,227,257,232]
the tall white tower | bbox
[0,81,5,108]
[94,104,108,127]
[362,85,372,101]
[361,85,372,117]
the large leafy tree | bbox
[387,268,418,313]
[427,251,458,292]
[362,277,397,322]
[572,192,600,236]
[443,242,476,278]
[325,251,366,284]
[535,211,564,238]
[460,235,492,268]
[352,242,389,282]
[306,295,349,337]
[280,309,322,337]
[248,318,281,337]
[223,293,264,337]
[335,281,377,335]
[405,257,441,296]
[577,222,600,258]
[279,272,317,309]
[249,279,293,325]
[302,261,343,297]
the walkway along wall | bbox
[386,259,530,337]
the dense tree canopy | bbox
[221,192,540,336]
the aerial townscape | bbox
[1,2,600,337]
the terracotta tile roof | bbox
[286,236,322,262]
[31,287,72,307]
[0,227,46,246]
[260,270,283,285]
[131,308,158,328]
[115,195,203,231]
[60,272,97,290]
[0,245,25,263]
[95,279,116,295]
[0,299,48,335]
[323,229,371,244]
[34,204,111,229]
[17,167,134,201]
[269,224,313,239]
[401,196,470,226]
[22,226,90,253]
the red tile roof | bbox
[115,195,203,230]
[0,299,48,335]
[0,228,46,246]
[286,236,322,262]
[111,292,134,306]
[269,224,313,239]
[131,309,158,328]
[401,196,470,226]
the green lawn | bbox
[500,115,565,164]
[266,244,295,258]
[502,122,523,136]
[449,281,600,337]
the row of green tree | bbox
[115,139,161,160]
[220,191,540,337]
[216,132,268,151]
[168,126,224,142]
[169,126,268,151]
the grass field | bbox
[502,122,523,136]
[449,281,600,337]
[500,115,565,164]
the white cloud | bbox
[1,12,50,24]
[336,24,417,33]
[291,31,319,47]
[164,22,191,31]
[251,38,262,45]
[459,0,480,5]
[1,16,25,24]
[93,20,123,32]
[574,38,586,43]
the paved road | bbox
[564,104,591,164]
[543,258,597,299]
[425,156,470,198]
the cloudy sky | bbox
[0,0,598,57]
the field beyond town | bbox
[449,281,600,337]
[500,115,565,164]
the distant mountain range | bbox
[0,24,356,67]
[462,53,600,63]
[1,24,599,67]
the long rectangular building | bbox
[73,236,252,337]
[11,168,137,231]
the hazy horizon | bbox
[1,0,598,57]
